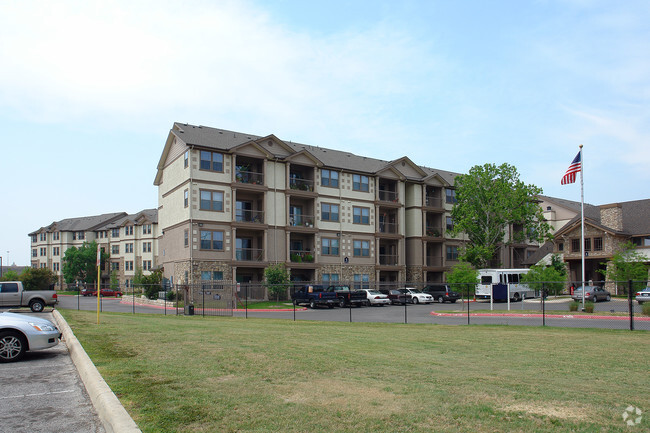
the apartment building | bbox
[155,122,502,287]
[29,209,158,288]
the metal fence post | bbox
[629,280,634,331]
[542,282,546,327]
[466,284,470,325]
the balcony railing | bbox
[379,254,399,266]
[379,221,398,234]
[235,209,265,224]
[235,248,264,261]
[425,226,442,237]
[378,190,399,202]
[289,214,315,228]
[289,249,315,263]
[235,170,264,185]
[425,196,442,208]
[289,178,314,192]
[426,256,443,267]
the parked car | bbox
[423,284,461,303]
[361,289,390,306]
[571,285,611,303]
[325,285,367,307]
[0,312,61,362]
[81,288,123,297]
[81,287,95,297]
[635,287,650,304]
[398,288,434,304]
[291,285,338,308]
[0,281,58,312]
[381,289,410,305]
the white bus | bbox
[476,269,535,301]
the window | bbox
[53,262,59,272]
[201,271,223,281]
[184,150,189,168]
[53,232,59,240]
[558,242,564,252]
[143,242,152,253]
[125,226,133,236]
[111,262,119,271]
[125,243,133,253]
[31,235,37,243]
[111,245,119,254]
[125,261,133,271]
[446,245,458,260]
[584,238,591,251]
[0,282,19,293]
[352,174,369,192]
[40,233,46,241]
[73,231,85,240]
[321,169,339,188]
[200,190,224,211]
[200,150,223,172]
[53,247,59,256]
[111,228,120,238]
[184,189,189,208]
[200,230,224,250]
[142,224,152,235]
[354,274,370,290]
[32,249,37,257]
[184,229,189,247]
[353,240,370,257]
[321,238,339,256]
[143,260,152,271]
[594,237,603,252]
[40,247,46,256]
[322,274,339,283]
[445,189,457,204]
[353,207,370,225]
[321,203,339,222]
[571,239,580,252]
[446,216,454,231]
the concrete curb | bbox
[52,310,141,433]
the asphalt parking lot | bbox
[0,311,105,433]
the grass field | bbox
[59,310,649,433]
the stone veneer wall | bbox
[600,205,623,232]
[406,266,423,283]
[318,265,376,282]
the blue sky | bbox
[1,0,648,265]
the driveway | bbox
[0,311,105,433]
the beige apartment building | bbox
[154,122,544,287]
[29,209,158,288]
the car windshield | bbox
[367,290,382,295]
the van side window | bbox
[0,283,19,293]
[481,276,492,284]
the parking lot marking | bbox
[0,389,76,400]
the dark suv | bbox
[423,284,461,303]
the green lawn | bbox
[59,310,649,433]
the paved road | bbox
[56,295,648,331]
[0,311,105,433]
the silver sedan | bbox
[0,312,61,362]
[635,287,650,304]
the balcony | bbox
[289,178,314,192]
[289,249,315,263]
[236,209,265,224]
[235,170,264,185]
[425,225,442,238]
[289,214,315,228]
[236,248,264,261]
[426,256,443,267]
[378,190,399,203]
[379,221,398,234]
[379,254,399,266]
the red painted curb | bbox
[430,311,650,321]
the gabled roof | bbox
[553,199,650,238]
[29,212,127,235]
[103,209,158,229]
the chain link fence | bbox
[60,280,649,330]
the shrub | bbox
[569,301,579,312]
[584,302,594,313]
[166,291,176,301]
[642,303,650,317]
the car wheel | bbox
[412,297,419,304]
[116,293,122,298]
[309,299,316,309]
[29,299,45,313]
[606,295,611,301]
[327,304,334,309]
[438,296,444,304]
[451,299,457,303]
[338,299,345,308]
[0,331,27,363]
[513,293,521,302]
[592,296,597,303]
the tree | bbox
[264,263,290,302]
[450,163,552,268]
[445,261,479,295]
[0,270,20,281]
[18,267,57,291]
[61,241,108,285]
[521,255,566,296]
[141,269,164,299]
[598,241,649,292]
[110,270,119,290]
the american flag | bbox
[561,151,581,185]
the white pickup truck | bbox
[0,281,58,312]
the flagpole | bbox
[580,144,585,309]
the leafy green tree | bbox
[0,270,20,281]
[110,270,119,290]
[450,163,552,268]
[445,261,479,295]
[521,256,566,296]
[18,267,57,291]
[142,269,163,299]
[598,241,649,292]
[132,266,144,294]
[264,263,290,302]
[61,241,108,284]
